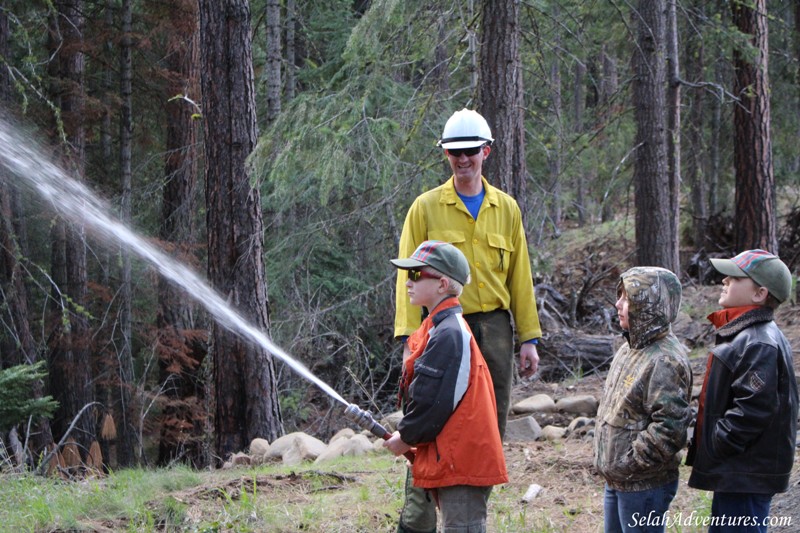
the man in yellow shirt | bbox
[394,109,542,533]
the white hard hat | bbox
[438,109,494,149]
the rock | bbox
[556,395,598,415]
[541,425,567,441]
[231,452,251,466]
[380,411,403,432]
[249,438,270,458]
[372,437,391,453]
[512,394,556,414]
[521,483,543,503]
[504,416,543,443]
[269,432,328,465]
[268,432,311,459]
[315,434,374,464]
[330,428,356,444]
[343,434,373,456]
[566,416,595,438]
[314,437,351,463]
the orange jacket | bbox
[401,297,508,489]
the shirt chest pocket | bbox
[410,363,445,406]
[488,233,514,273]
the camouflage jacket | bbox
[593,267,693,492]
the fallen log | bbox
[537,330,616,381]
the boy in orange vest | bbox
[384,240,507,532]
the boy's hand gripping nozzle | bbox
[344,403,414,463]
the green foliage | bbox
[249,1,484,414]
[0,465,201,531]
[4,0,800,466]
[0,361,58,432]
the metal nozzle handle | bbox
[344,403,414,463]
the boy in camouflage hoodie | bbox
[594,267,693,533]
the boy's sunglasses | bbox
[408,269,441,282]
[446,145,484,157]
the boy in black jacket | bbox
[687,250,798,533]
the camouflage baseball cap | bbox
[710,249,792,303]
[391,240,471,285]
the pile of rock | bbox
[507,393,598,442]
[221,394,599,469]
[222,424,396,469]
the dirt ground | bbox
[74,288,800,532]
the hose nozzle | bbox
[344,403,389,439]
[344,403,414,463]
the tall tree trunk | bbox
[284,0,296,101]
[574,59,587,227]
[0,11,54,456]
[794,0,800,174]
[665,0,681,268]
[599,48,618,224]
[731,0,776,253]
[631,0,677,271]
[478,0,527,217]
[467,0,478,94]
[198,0,283,461]
[709,64,722,217]
[685,2,708,251]
[46,0,95,455]
[96,0,117,471]
[265,0,281,125]
[116,0,138,467]
[433,9,450,93]
[157,0,206,468]
[548,51,563,235]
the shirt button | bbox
[473,238,478,244]
[482,304,488,311]
[468,219,474,224]
[479,282,485,288]
[475,262,481,268]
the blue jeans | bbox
[709,492,773,533]
[603,479,678,533]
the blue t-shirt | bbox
[457,188,485,220]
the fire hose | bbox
[344,403,415,463]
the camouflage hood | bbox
[619,266,682,349]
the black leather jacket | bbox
[687,307,798,494]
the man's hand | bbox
[519,342,539,378]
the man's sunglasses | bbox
[446,146,483,157]
[408,269,441,282]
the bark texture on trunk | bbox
[731,0,777,253]
[631,0,677,272]
[198,0,283,460]
[46,0,95,454]
[478,0,528,217]
[157,0,206,467]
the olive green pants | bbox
[397,310,514,533]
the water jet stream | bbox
[0,118,349,408]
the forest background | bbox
[0,0,799,476]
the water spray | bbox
[0,119,411,462]
[344,403,414,463]
[0,118,401,437]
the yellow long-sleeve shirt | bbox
[394,176,542,342]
